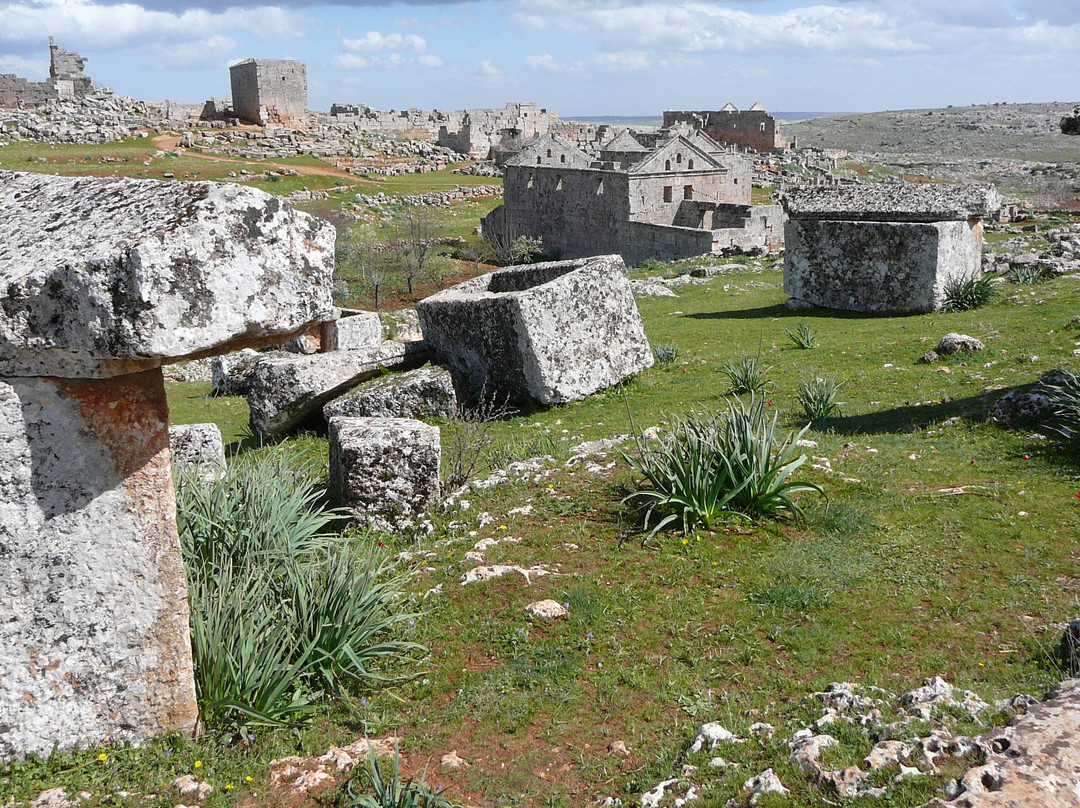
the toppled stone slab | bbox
[0,171,335,378]
[323,365,457,421]
[248,341,428,437]
[328,416,441,532]
[210,348,266,397]
[325,309,383,351]
[781,183,1000,223]
[941,679,1080,807]
[169,423,226,484]
[418,255,654,405]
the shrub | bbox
[785,322,817,349]
[652,342,680,366]
[177,450,423,731]
[719,357,771,395]
[623,396,825,541]
[1009,264,1046,285]
[636,258,668,274]
[1042,370,1080,444]
[347,741,454,808]
[798,376,844,420]
[942,274,997,312]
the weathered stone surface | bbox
[326,309,383,350]
[247,341,429,437]
[0,170,335,378]
[0,370,198,759]
[328,416,441,531]
[944,679,1080,807]
[525,599,568,619]
[323,365,457,421]
[988,369,1075,427]
[781,183,1000,222]
[937,333,984,355]
[1060,106,1080,136]
[417,255,653,405]
[783,218,983,313]
[210,348,265,397]
[169,423,226,484]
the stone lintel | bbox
[781,183,1000,222]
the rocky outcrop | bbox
[1060,106,1080,136]
[0,171,334,760]
[323,365,457,421]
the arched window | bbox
[688,159,694,170]
[536,156,542,164]
[560,154,565,163]
[676,153,682,163]
[546,149,552,157]
[665,160,671,171]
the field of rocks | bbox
[3,107,1080,808]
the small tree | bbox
[460,238,494,276]
[391,205,443,295]
[337,224,393,310]
[487,224,543,266]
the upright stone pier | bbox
[0,170,335,759]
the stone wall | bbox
[0,39,104,110]
[664,108,786,153]
[230,59,307,126]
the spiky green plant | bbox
[346,740,454,808]
[177,450,424,731]
[719,357,772,395]
[942,274,998,312]
[1042,371,1080,445]
[1009,264,1046,285]
[623,396,825,542]
[652,342,680,366]
[798,376,844,420]
[785,322,817,349]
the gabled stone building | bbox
[482,129,783,265]
[663,103,789,153]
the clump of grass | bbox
[747,582,831,613]
[942,274,998,312]
[636,258,668,274]
[1042,370,1080,445]
[719,357,772,395]
[177,450,424,731]
[785,322,817,349]
[1009,265,1046,285]
[346,741,454,808]
[798,375,844,420]
[652,342,680,366]
[623,395,825,541]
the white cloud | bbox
[525,52,583,73]
[341,30,427,52]
[0,53,47,78]
[417,52,443,67]
[332,52,369,70]
[0,1,310,49]
[151,33,238,69]
[479,58,499,77]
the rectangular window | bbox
[556,175,563,190]
[663,186,672,203]
[527,173,534,189]
[684,185,693,200]
[597,179,604,195]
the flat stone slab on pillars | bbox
[417,255,654,405]
[0,170,335,760]
[0,170,335,378]
[328,416,441,532]
[781,184,1000,313]
[323,365,457,421]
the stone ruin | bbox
[0,170,334,760]
[1060,104,1080,136]
[229,59,308,127]
[0,38,111,109]
[782,183,1000,313]
[663,103,790,153]
[417,255,654,406]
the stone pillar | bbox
[0,170,335,759]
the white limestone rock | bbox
[327,309,383,350]
[323,365,457,421]
[0,170,335,378]
[169,423,226,484]
[418,255,654,406]
[525,599,569,619]
[247,341,428,437]
[936,333,984,355]
[328,416,441,532]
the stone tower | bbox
[229,59,308,126]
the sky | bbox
[0,0,1078,117]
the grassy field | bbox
[109,240,1080,808]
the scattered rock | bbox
[919,350,940,364]
[169,777,213,803]
[440,750,468,769]
[608,740,631,758]
[936,333,983,355]
[460,565,554,585]
[689,721,743,753]
[525,599,568,619]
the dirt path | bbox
[150,134,363,182]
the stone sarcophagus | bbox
[417,255,654,406]
[782,184,1000,313]
[0,170,335,759]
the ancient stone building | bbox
[482,129,783,265]
[0,38,109,109]
[663,103,789,153]
[229,58,308,126]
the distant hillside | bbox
[564,111,846,126]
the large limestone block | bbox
[323,365,458,421]
[417,255,654,405]
[325,309,383,351]
[783,218,982,313]
[247,341,429,437]
[782,183,1000,223]
[0,170,335,378]
[169,423,226,484]
[0,370,197,759]
[328,416,441,531]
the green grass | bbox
[8,203,1080,807]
